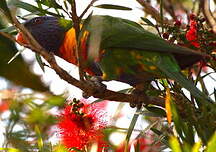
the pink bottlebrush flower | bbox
[116,133,161,152]
[58,99,109,152]
[186,14,200,48]
[133,136,161,152]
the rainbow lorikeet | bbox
[16,15,211,102]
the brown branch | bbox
[1,15,165,108]
[79,0,98,19]
[70,0,85,81]
[136,0,173,25]
[70,0,98,81]
[157,0,177,20]
[201,0,216,34]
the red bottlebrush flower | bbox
[116,141,131,152]
[0,100,9,113]
[174,20,181,27]
[162,33,169,39]
[189,13,196,20]
[58,99,109,152]
[133,136,160,152]
[186,14,200,48]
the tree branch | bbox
[201,0,216,34]
[70,0,85,81]
[136,0,173,25]
[79,0,97,19]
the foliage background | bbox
[0,0,216,151]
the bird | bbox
[16,15,212,104]
[0,21,47,91]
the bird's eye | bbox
[32,18,42,24]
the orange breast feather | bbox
[58,28,77,65]
[58,28,95,76]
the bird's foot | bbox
[130,88,148,109]
[82,76,107,98]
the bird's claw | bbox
[130,89,147,109]
[82,76,107,98]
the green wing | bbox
[84,15,212,103]
[151,54,213,103]
[85,15,204,56]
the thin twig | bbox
[201,0,216,34]
[136,0,173,25]
[79,0,97,19]
[70,0,85,81]
[161,0,177,20]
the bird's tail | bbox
[154,55,213,105]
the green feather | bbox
[85,15,204,57]
[58,18,73,31]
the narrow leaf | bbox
[35,125,44,151]
[35,53,45,72]
[0,148,20,152]
[192,141,201,152]
[206,132,216,152]
[12,1,61,17]
[94,4,132,10]
[8,50,24,64]
[165,88,172,124]
[0,0,12,22]
[169,136,182,152]
[141,17,155,27]
[160,0,164,32]
[145,106,166,117]
[36,0,62,9]
[0,25,16,33]
[214,88,216,101]
[125,108,140,151]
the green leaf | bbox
[14,1,40,13]
[66,0,73,5]
[214,88,216,101]
[35,53,45,72]
[12,1,61,17]
[160,0,164,32]
[45,95,65,106]
[0,25,16,33]
[151,128,162,136]
[36,0,62,9]
[69,147,83,152]
[192,141,201,152]
[0,148,20,152]
[170,99,184,140]
[151,128,169,146]
[169,98,195,145]
[94,4,132,10]
[0,0,12,22]
[8,50,24,64]
[136,120,159,139]
[52,144,68,152]
[125,108,140,150]
[145,106,166,117]
[141,17,155,27]
[169,136,182,152]
[206,132,216,152]
[35,125,44,151]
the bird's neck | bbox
[58,28,96,75]
[58,28,88,65]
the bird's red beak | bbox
[16,32,28,44]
